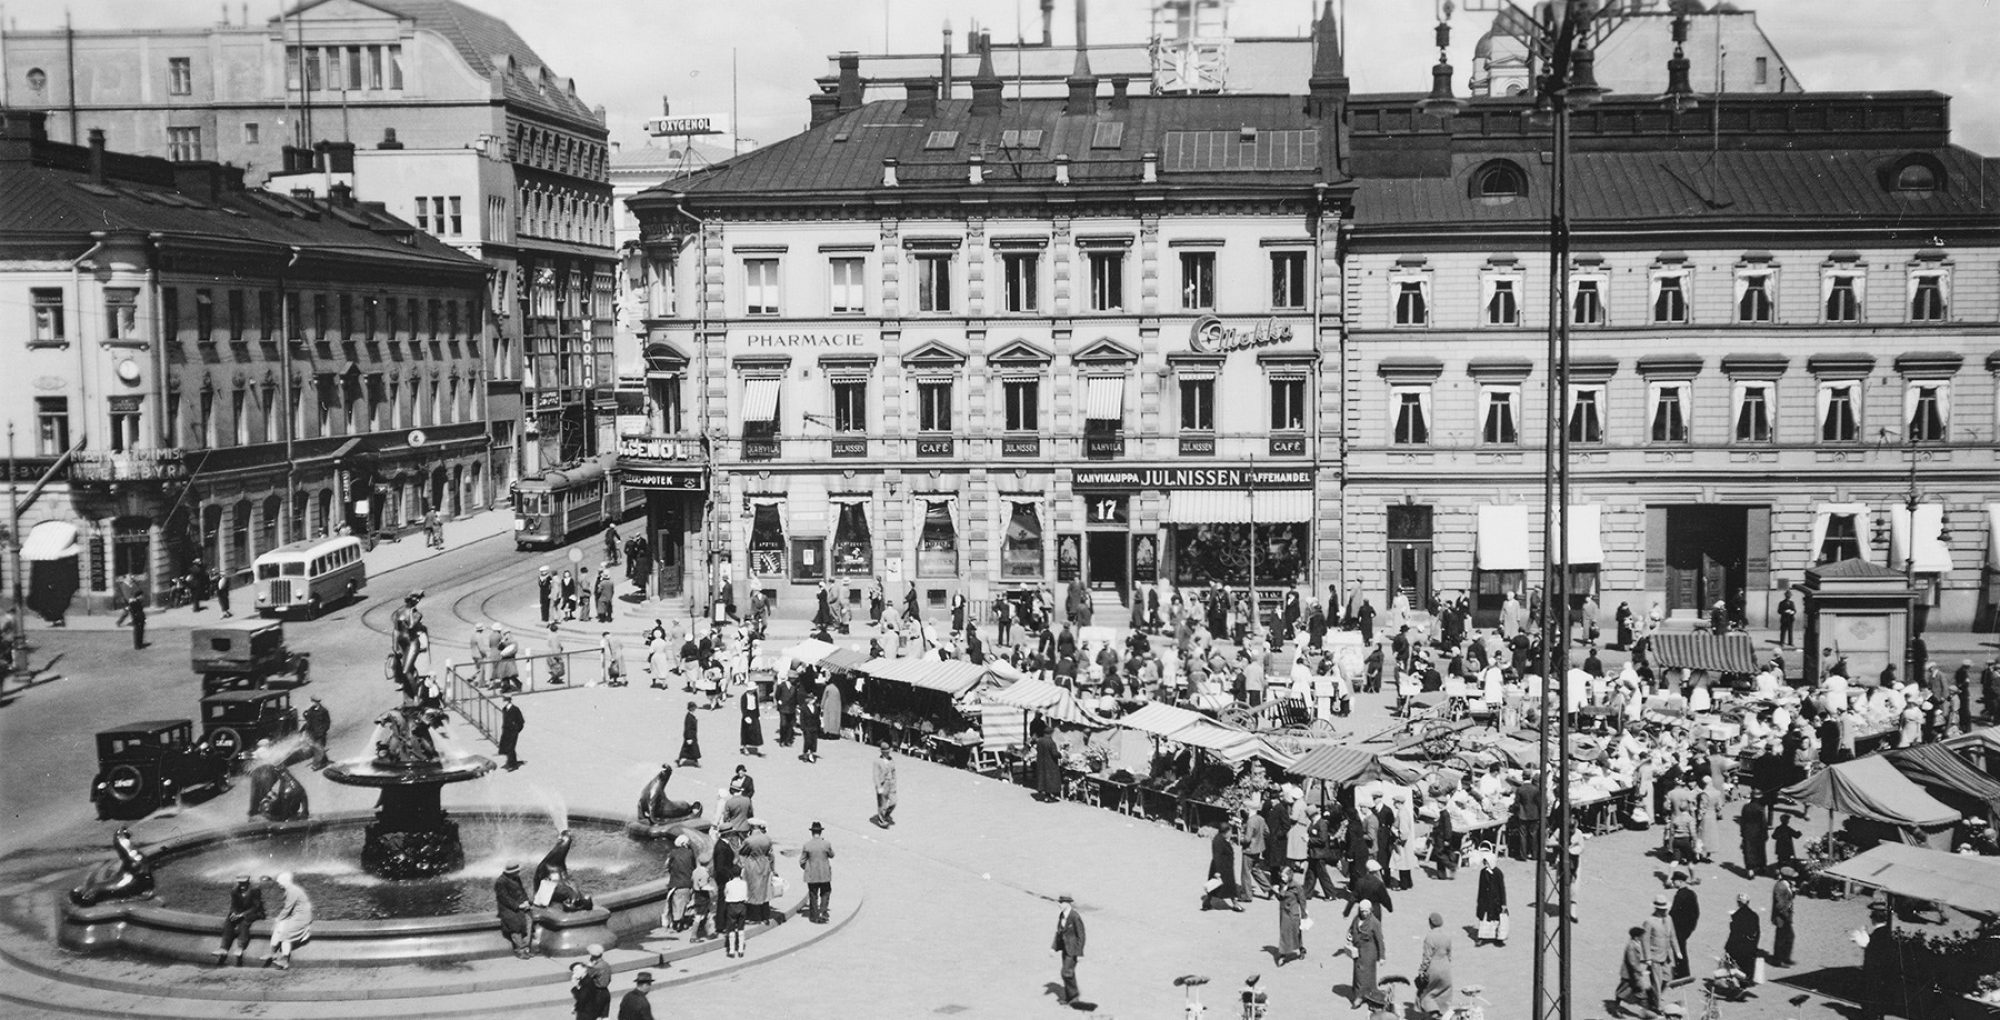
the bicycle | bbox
[155,576,192,610]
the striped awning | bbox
[741,377,782,423]
[1647,631,1758,674]
[984,677,1109,728]
[1477,504,1531,572]
[1084,376,1126,421]
[1165,489,1313,524]
[1287,744,1383,785]
[1118,702,1208,737]
[821,647,872,672]
[859,657,991,698]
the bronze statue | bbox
[372,702,445,767]
[636,764,703,828]
[70,827,155,906]
[247,756,311,822]
[533,829,594,912]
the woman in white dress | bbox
[262,873,313,969]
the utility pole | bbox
[7,422,26,681]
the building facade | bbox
[1341,91,2000,645]
[0,111,491,611]
[628,21,1354,618]
[0,0,617,486]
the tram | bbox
[511,455,643,549]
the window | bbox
[1002,503,1043,579]
[1087,251,1124,311]
[1391,386,1431,445]
[1896,164,1938,191]
[828,257,865,314]
[243,122,260,145]
[742,258,779,315]
[258,291,277,339]
[230,384,248,445]
[1480,386,1519,444]
[161,288,180,342]
[917,500,957,577]
[917,380,953,432]
[1572,277,1605,325]
[1270,251,1307,310]
[1824,271,1861,322]
[194,289,215,342]
[1734,381,1773,443]
[108,399,141,453]
[1737,272,1773,322]
[167,126,201,162]
[1269,377,1307,431]
[312,293,329,339]
[1474,162,1526,198]
[1910,271,1947,322]
[1907,383,1949,442]
[447,197,463,235]
[106,288,139,341]
[168,57,192,95]
[227,290,245,342]
[832,502,873,576]
[1393,278,1430,327]
[1179,251,1215,310]
[30,288,64,345]
[1817,514,1862,564]
[831,379,867,432]
[1567,385,1604,443]
[1649,382,1689,442]
[1179,377,1214,431]
[339,294,355,338]
[1651,273,1688,323]
[1004,379,1040,432]
[35,397,69,456]
[1001,252,1039,313]
[913,254,952,313]
[1754,56,1769,85]
[366,45,384,90]
[1484,277,1520,326]
[1819,381,1861,442]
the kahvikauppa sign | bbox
[1188,315,1296,354]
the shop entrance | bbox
[1086,531,1127,592]
[1663,505,1746,616]
[654,500,686,598]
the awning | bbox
[1565,504,1604,566]
[1252,489,1313,522]
[1165,490,1313,524]
[1647,632,1758,674]
[1886,744,2000,818]
[1205,729,1294,768]
[820,647,872,672]
[741,377,782,423]
[984,677,1108,728]
[1988,504,2000,571]
[19,521,80,561]
[1783,754,1959,829]
[1945,726,2000,758]
[1825,843,2000,917]
[1118,702,1209,738]
[859,657,990,698]
[1084,376,1126,421]
[786,478,828,537]
[783,639,837,667]
[1890,503,1956,573]
[1477,504,1531,572]
[1287,745,1384,785]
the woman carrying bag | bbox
[1474,853,1508,946]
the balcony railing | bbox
[69,449,189,483]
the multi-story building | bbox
[0,111,490,610]
[0,0,617,484]
[627,17,1353,617]
[1340,91,2000,654]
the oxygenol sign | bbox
[1188,315,1297,354]
[617,436,698,461]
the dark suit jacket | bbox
[617,988,655,1020]
[1051,908,1086,958]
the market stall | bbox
[1785,754,1961,854]
[1886,744,2000,823]
[853,658,994,753]
[1826,843,2000,917]
[1106,703,1290,829]
[1824,844,2000,1018]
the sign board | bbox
[617,436,700,461]
[621,466,707,491]
[1188,315,1299,355]
[1086,496,1128,526]
[1178,436,1216,456]
[831,438,867,458]
[408,429,428,448]
[1056,533,1082,582]
[1072,467,1314,492]
[916,437,955,458]
[885,556,904,592]
[1002,437,1041,457]
[1084,434,1125,458]
[1132,534,1159,584]
[89,533,108,591]
[737,330,870,350]
[646,113,730,137]
[1268,435,1305,456]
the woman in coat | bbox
[1474,854,1508,946]
[1416,913,1455,1018]
[1275,867,1308,965]
[1205,822,1242,911]
[1032,727,1063,802]
[262,873,313,969]
[739,823,774,924]
[1347,899,1386,1009]
[739,686,764,756]
[676,702,702,767]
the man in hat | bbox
[871,745,898,828]
[1051,893,1086,1007]
[800,821,835,923]
[302,696,331,769]
[497,696,524,771]
[1769,866,1797,967]
[469,623,493,688]
[1345,859,1394,918]
[494,862,534,958]
[1642,895,1679,995]
[212,874,265,964]
[617,971,656,1020]
[582,943,613,1013]
[1668,872,1700,980]
[1723,893,1761,985]
[537,567,554,623]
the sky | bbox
[16,0,2000,155]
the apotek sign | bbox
[1188,315,1297,354]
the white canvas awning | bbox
[1890,503,1956,574]
[1565,504,1604,566]
[1477,504,1531,572]
[1084,376,1126,421]
[1988,504,2000,571]
[19,521,79,561]
[1165,489,1312,524]
[741,377,782,423]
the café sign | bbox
[1188,315,1296,355]
[1072,466,1314,491]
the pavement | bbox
[0,533,1991,1019]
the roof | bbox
[1646,632,1759,675]
[100,720,193,735]
[859,658,991,698]
[1826,843,2000,917]
[1885,744,2000,817]
[1287,744,1384,785]
[648,93,1334,202]
[200,690,292,704]
[1118,702,1210,738]
[1783,754,1959,829]
[984,677,1108,728]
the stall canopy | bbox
[1783,754,1960,829]
[820,647,872,672]
[985,677,1108,728]
[784,639,838,667]
[860,658,990,698]
[1288,745,1384,785]
[1647,632,1759,675]
[1944,726,2000,757]
[1119,702,1208,738]
[1114,703,1289,765]
[1885,744,2000,818]
[1825,843,2000,917]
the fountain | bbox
[626,763,708,839]
[69,828,154,907]
[323,701,493,877]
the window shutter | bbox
[1644,506,1667,590]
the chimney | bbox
[315,139,356,173]
[377,127,404,150]
[88,128,107,182]
[171,161,229,202]
[1304,0,1350,119]
[1110,76,1130,110]
[904,79,939,120]
[808,86,842,127]
[329,181,354,207]
[836,52,863,112]
[941,21,954,98]
[1,109,50,142]
[1065,0,1097,115]
[1040,0,1055,46]
[969,40,1004,116]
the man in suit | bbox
[799,821,835,923]
[617,971,656,1020]
[1768,866,1798,967]
[535,567,553,623]
[497,696,525,771]
[871,746,898,827]
[1051,893,1086,1006]
[469,623,493,687]
[1668,871,1701,980]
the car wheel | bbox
[209,726,245,761]
[102,764,157,817]
[308,597,322,618]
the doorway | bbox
[655,500,685,598]
[1664,506,1747,616]
[1086,531,1127,592]
[1385,504,1434,606]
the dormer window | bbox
[1471,160,1527,200]
[1897,164,1938,191]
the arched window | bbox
[1471,160,1527,199]
[1896,163,1937,191]
[1881,153,1947,194]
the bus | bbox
[252,536,368,617]
[512,455,643,550]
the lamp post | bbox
[1427,5,1697,1020]
[1888,428,1938,687]
[7,422,25,682]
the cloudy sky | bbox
[22,0,2000,154]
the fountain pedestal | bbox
[323,705,493,880]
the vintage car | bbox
[192,621,311,695]
[89,720,232,819]
[198,689,300,765]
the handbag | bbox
[1476,918,1499,941]
[1204,877,1224,893]
[771,874,789,898]
[1496,910,1511,941]
[1301,916,1315,932]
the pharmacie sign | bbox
[1188,315,1296,354]
[1073,467,1314,491]
[738,330,871,349]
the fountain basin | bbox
[59,810,669,967]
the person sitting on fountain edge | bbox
[495,862,536,959]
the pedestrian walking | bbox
[1346,900,1385,1009]
[739,685,764,756]
[1274,866,1307,966]
[799,690,821,763]
[498,696,524,770]
[617,972,656,1020]
[1051,893,1086,1007]
[676,702,702,767]
[426,508,444,549]
[1615,925,1659,1018]
[1668,871,1699,980]
[188,558,210,612]
[210,875,265,964]
[1305,805,1340,899]
[495,627,521,693]
[603,523,620,567]
[800,821,835,923]
[495,862,535,959]
[740,819,774,925]
[302,696,331,769]
[546,622,567,685]
[260,873,313,969]
[1032,724,1062,802]
[870,745,898,827]
[1416,913,1455,1019]
[720,870,748,959]
[647,633,671,690]
[1474,853,1508,946]
[1205,821,1243,911]
[577,944,612,1018]
[1723,893,1760,985]
[128,589,147,649]
[1738,798,1769,876]
[595,567,613,622]
[470,623,493,687]
[1769,866,1797,967]
[774,675,797,747]
[1642,895,1680,997]
[1346,859,1393,918]
[601,632,626,687]
[216,572,234,617]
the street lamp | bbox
[1884,427,1947,686]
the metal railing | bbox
[440,647,612,744]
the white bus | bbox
[253,536,368,618]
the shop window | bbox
[1907,382,1949,442]
[1002,502,1043,579]
[1567,385,1604,444]
[1734,381,1773,443]
[1180,377,1214,431]
[1818,381,1860,442]
[832,379,867,432]
[1269,251,1307,310]
[917,500,957,577]
[1002,252,1039,313]
[1171,522,1306,587]
[1737,273,1773,322]
[1179,251,1215,311]
[832,502,873,576]
[1087,251,1125,312]
[1480,386,1519,445]
[828,257,865,314]
[1391,386,1430,445]
[1004,379,1040,432]
[1649,382,1689,443]
[749,504,786,576]
[1484,277,1520,326]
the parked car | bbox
[198,689,300,766]
[192,621,311,695]
[89,720,231,820]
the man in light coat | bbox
[871,746,898,827]
[799,821,835,923]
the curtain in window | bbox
[1907,270,1950,315]
[831,498,872,576]
[1392,387,1431,444]
[1648,382,1686,441]
[1731,381,1772,441]
[917,498,958,577]
[1649,270,1688,320]
[1904,383,1949,439]
[1002,501,1044,579]
[1568,386,1602,442]
[1482,389,1517,443]
[1479,275,1520,324]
